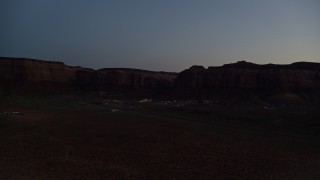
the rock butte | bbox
[1,57,320,103]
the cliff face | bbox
[1,57,320,103]
[76,68,176,90]
[0,58,77,93]
[0,57,177,95]
[174,61,320,102]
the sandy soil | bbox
[0,101,319,179]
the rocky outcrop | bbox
[0,57,177,96]
[0,57,77,93]
[1,57,320,103]
[174,61,320,102]
[76,68,176,90]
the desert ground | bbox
[1,95,319,179]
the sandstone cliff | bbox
[0,57,177,96]
[0,57,76,93]
[174,61,320,102]
[1,57,320,103]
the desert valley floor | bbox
[1,95,320,179]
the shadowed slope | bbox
[174,61,320,103]
[0,57,177,96]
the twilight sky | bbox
[1,0,319,71]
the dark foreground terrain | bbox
[1,95,320,179]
